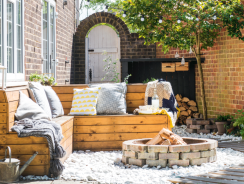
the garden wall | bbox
[156,28,244,118]
[24,0,77,84]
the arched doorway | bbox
[86,25,120,83]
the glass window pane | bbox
[43,40,48,60]
[43,21,47,40]
[17,0,23,73]
[50,25,53,42]
[43,1,48,21]
[7,1,13,73]
[17,1,21,24]
[50,6,54,24]
[17,50,22,73]
[17,26,21,49]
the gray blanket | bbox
[11,118,66,177]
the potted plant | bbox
[233,110,244,139]
[29,72,43,82]
[215,114,231,135]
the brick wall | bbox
[24,0,76,84]
[156,28,244,118]
[71,12,155,84]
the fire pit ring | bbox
[122,137,218,167]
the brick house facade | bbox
[156,28,244,118]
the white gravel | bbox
[22,126,244,183]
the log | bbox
[146,134,163,145]
[179,107,186,111]
[159,128,187,145]
[187,116,192,119]
[175,94,182,102]
[189,106,198,112]
[161,139,171,145]
[177,101,182,107]
[180,111,189,116]
[182,97,190,103]
[182,102,189,109]
[187,109,192,115]
[193,113,200,118]
[188,100,197,106]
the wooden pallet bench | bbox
[0,84,170,175]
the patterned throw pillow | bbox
[90,83,127,115]
[69,87,101,116]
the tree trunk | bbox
[195,32,207,120]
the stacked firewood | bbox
[176,94,200,125]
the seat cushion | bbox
[15,91,51,121]
[43,86,64,118]
[90,83,127,115]
[69,87,101,116]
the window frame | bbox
[41,0,56,80]
[2,0,25,82]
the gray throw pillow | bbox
[15,91,51,121]
[90,83,127,115]
[43,86,64,118]
[28,82,52,120]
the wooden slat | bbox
[210,171,244,177]
[8,101,18,112]
[0,155,49,166]
[169,178,215,184]
[22,165,49,176]
[127,107,137,113]
[225,169,244,173]
[74,124,167,134]
[182,176,244,184]
[52,85,88,94]
[64,108,70,115]
[126,100,144,108]
[73,132,157,142]
[60,127,73,145]
[0,90,7,102]
[0,113,7,123]
[0,103,7,112]
[74,141,122,151]
[74,115,168,125]
[126,93,145,101]
[58,94,73,102]
[127,84,147,93]
[6,89,29,102]
[0,124,7,134]
[60,119,74,134]
[0,134,47,145]
[60,144,73,164]
[61,135,73,150]
[0,144,49,155]
[200,173,244,181]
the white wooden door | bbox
[87,25,120,83]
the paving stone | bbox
[122,141,130,150]
[138,152,159,160]
[196,120,210,125]
[186,119,197,125]
[148,145,168,153]
[124,151,138,158]
[205,124,217,130]
[146,159,167,167]
[189,143,210,152]
[159,153,179,160]
[180,152,200,160]
[208,155,217,162]
[18,181,53,184]
[190,157,208,166]
[122,155,129,164]
[200,149,215,158]
[197,129,210,134]
[190,125,203,129]
[186,128,197,133]
[128,158,146,167]
[53,181,88,184]
[168,159,189,167]
[168,145,190,153]
[129,144,148,152]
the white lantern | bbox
[0,66,7,90]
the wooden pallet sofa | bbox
[0,84,170,176]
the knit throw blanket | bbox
[145,80,179,127]
[11,119,66,177]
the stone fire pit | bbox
[122,138,218,168]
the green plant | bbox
[88,0,244,120]
[233,109,244,138]
[142,77,157,84]
[215,114,231,122]
[124,74,132,84]
[29,72,42,82]
[101,51,120,83]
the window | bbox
[42,0,56,79]
[1,0,24,82]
